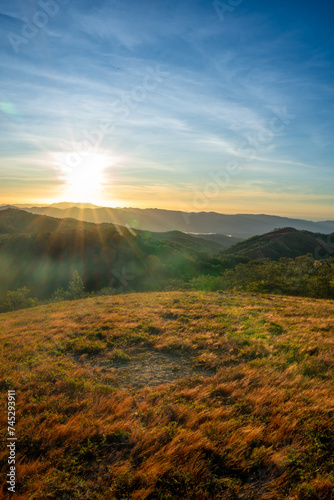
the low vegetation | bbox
[2,251,334,314]
[189,254,334,299]
[0,291,333,499]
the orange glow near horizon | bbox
[1,179,333,220]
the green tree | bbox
[68,270,85,300]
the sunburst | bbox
[62,153,108,204]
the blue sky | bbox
[0,0,333,218]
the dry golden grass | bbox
[0,291,333,499]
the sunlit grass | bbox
[0,291,333,499]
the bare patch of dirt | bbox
[91,349,215,388]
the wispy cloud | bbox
[0,0,333,217]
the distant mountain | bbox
[221,227,334,260]
[48,202,102,209]
[22,205,334,238]
[0,205,16,211]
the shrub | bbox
[4,286,38,311]
[189,275,217,291]
[52,287,70,302]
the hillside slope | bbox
[0,292,333,499]
[0,207,95,235]
[147,229,241,251]
[221,227,334,260]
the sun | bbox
[62,153,108,204]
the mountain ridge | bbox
[18,204,334,238]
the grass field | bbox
[0,291,333,499]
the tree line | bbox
[2,254,333,312]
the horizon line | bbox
[1,202,333,223]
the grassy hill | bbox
[221,227,334,260]
[0,291,333,499]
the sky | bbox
[0,0,333,219]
